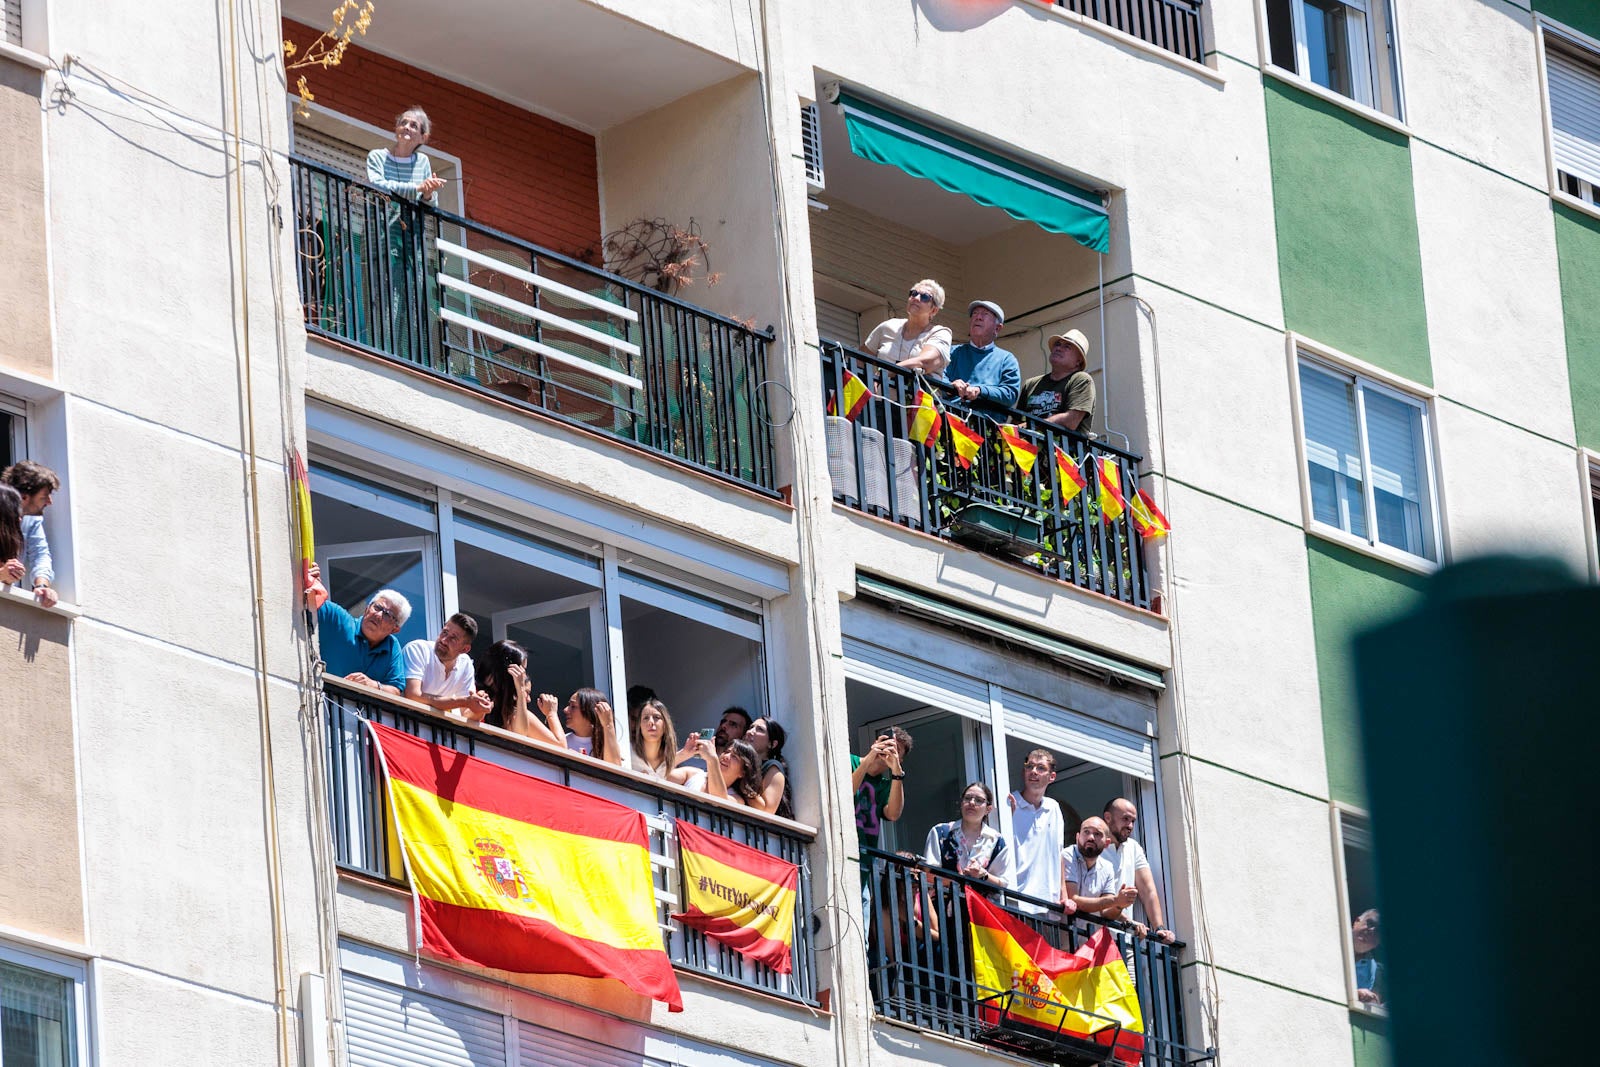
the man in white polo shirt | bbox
[1007,749,1072,916]
[1102,797,1175,944]
[402,613,489,718]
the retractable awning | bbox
[837,90,1110,254]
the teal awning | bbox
[838,91,1109,254]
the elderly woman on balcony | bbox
[365,105,445,203]
[862,279,953,374]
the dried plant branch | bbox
[284,2,375,117]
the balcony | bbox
[866,850,1213,1067]
[821,341,1153,609]
[1050,0,1207,63]
[321,677,818,1005]
[290,157,778,495]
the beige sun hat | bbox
[1047,329,1090,359]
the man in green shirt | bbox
[852,726,913,948]
[1018,329,1096,435]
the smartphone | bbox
[876,727,894,740]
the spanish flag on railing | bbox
[368,722,684,1011]
[909,389,943,448]
[945,413,984,469]
[1053,446,1088,503]
[670,819,798,974]
[966,888,1144,1064]
[840,369,872,421]
[1129,488,1171,540]
[999,424,1039,479]
[1096,456,1127,524]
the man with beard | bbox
[1102,797,1175,943]
[1062,816,1136,916]
[403,613,490,718]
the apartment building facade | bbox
[3,1,1597,1066]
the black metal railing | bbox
[865,850,1213,1066]
[322,679,818,1004]
[821,340,1151,608]
[290,156,777,495]
[1055,0,1206,63]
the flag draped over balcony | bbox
[670,819,798,974]
[909,390,943,447]
[1129,489,1171,539]
[1053,446,1088,503]
[999,424,1039,478]
[1096,456,1127,523]
[368,722,683,1011]
[966,888,1144,1064]
[945,412,984,469]
[291,449,327,609]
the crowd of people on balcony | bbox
[305,569,796,817]
[0,460,60,608]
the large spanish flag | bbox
[369,722,683,1010]
[967,888,1143,1064]
[670,820,798,974]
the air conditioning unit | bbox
[801,102,825,192]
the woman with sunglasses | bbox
[863,279,953,374]
[922,782,1012,889]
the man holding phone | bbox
[852,727,912,870]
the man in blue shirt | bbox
[946,300,1021,410]
[305,563,409,693]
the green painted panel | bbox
[1264,78,1432,386]
[1553,203,1600,451]
[1535,1,1600,42]
[1305,536,1428,807]
[1351,1012,1391,1067]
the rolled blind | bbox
[1362,388,1423,504]
[1549,46,1600,189]
[4,0,20,46]
[1299,362,1363,481]
[343,971,506,1067]
[292,124,370,179]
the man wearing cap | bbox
[946,300,1022,409]
[1018,329,1095,434]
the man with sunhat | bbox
[946,299,1022,410]
[1018,328,1096,435]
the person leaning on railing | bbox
[366,106,445,361]
[2,460,61,608]
[945,300,1021,410]
[1062,816,1137,918]
[476,639,565,747]
[1018,329,1095,436]
[863,279,953,374]
[403,612,492,720]
[747,716,794,819]
[365,105,445,204]
[0,485,26,597]
[1101,797,1176,944]
[304,563,408,694]
[539,687,622,766]
[922,782,1012,889]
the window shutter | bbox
[1360,388,1422,504]
[801,103,825,190]
[343,971,506,1067]
[815,298,862,346]
[1548,46,1600,189]
[292,123,372,179]
[4,0,20,45]
[1299,363,1363,481]
[1000,689,1154,781]
[518,1021,672,1067]
[841,636,992,721]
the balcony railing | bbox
[1054,0,1206,63]
[821,340,1152,608]
[866,850,1213,1066]
[321,678,818,1004]
[290,157,778,495]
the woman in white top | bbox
[538,687,621,766]
[631,697,698,784]
[922,782,1012,889]
[862,279,953,373]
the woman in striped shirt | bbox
[365,106,444,360]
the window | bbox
[0,948,84,1067]
[0,394,26,472]
[1265,0,1404,118]
[1545,32,1600,207]
[1298,358,1439,562]
[1334,808,1385,1013]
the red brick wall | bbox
[284,20,601,261]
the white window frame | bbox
[0,938,95,1067]
[1580,450,1600,582]
[290,100,467,217]
[1260,0,1406,123]
[1288,336,1444,572]
[1537,19,1600,223]
[1329,804,1386,1016]
[0,391,28,467]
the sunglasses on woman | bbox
[908,290,936,304]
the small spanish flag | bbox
[967,888,1144,1064]
[945,413,984,469]
[1097,456,1127,524]
[1129,489,1171,539]
[291,450,328,609]
[999,424,1039,479]
[1053,446,1087,503]
[671,820,798,974]
[369,722,684,1010]
[909,390,942,448]
[841,369,872,421]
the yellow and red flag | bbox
[841,369,872,421]
[1053,447,1087,503]
[966,888,1144,1064]
[369,722,683,1011]
[670,819,798,974]
[291,450,328,609]
[909,389,942,448]
[999,424,1039,479]
[945,413,984,469]
[1096,456,1127,524]
[1129,489,1171,540]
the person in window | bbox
[1352,909,1385,1006]
[691,735,766,810]
[946,300,1021,410]
[922,782,1012,889]
[2,460,60,607]
[402,613,490,718]
[539,687,621,766]
[633,697,698,784]
[862,280,954,373]
[0,484,25,594]
[1101,797,1175,944]
[477,640,564,746]
[1063,816,1137,917]
[1007,748,1069,916]
[713,706,752,747]
[1018,330,1095,436]
[366,106,444,361]
[303,564,408,694]
[366,105,445,203]
[746,716,794,819]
